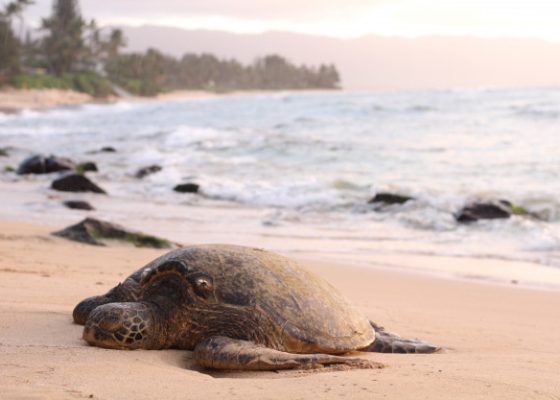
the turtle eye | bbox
[191,275,214,299]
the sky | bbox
[13,0,560,41]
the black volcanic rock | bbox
[369,192,414,205]
[52,218,176,248]
[456,201,511,223]
[51,173,106,194]
[136,165,162,179]
[63,200,95,211]
[100,146,116,153]
[76,162,98,173]
[17,155,75,175]
[174,183,200,193]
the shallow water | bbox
[1,88,560,270]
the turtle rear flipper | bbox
[194,336,382,371]
[362,322,440,354]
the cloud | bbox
[24,0,384,23]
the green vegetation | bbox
[0,147,9,157]
[107,52,340,96]
[9,72,113,96]
[123,233,172,249]
[1,0,341,97]
[509,203,529,216]
[89,227,172,249]
[0,1,33,81]
[40,0,86,76]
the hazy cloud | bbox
[23,0,385,23]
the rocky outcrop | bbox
[136,165,162,179]
[51,173,106,194]
[52,218,176,248]
[455,200,531,223]
[63,200,95,211]
[369,192,414,205]
[174,183,200,193]
[76,162,98,173]
[17,155,75,175]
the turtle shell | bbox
[130,244,374,354]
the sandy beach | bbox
[1,218,560,399]
[0,88,97,113]
[0,87,222,114]
[2,88,560,399]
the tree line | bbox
[0,0,340,97]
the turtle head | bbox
[73,280,138,325]
[82,302,166,350]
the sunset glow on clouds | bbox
[20,0,560,41]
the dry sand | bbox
[1,218,559,399]
[0,88,218,114]
[0,88,96,113]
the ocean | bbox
[1,88,560,273]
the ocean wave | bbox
[511,104,560,119]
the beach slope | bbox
[0,219,559,399]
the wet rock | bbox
[52,218,176,248]
[76,162,98,174]
[88,146,116,154]
[136,165,162,179]
[17,154,75,175]
[497,200,529,216]
[174,183,200,193]
[369,192,414,205]
[51,173,106,194]
[455,201,511,223]
[63,200,95,211]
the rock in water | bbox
[17,154,75,175]
[52,218,176,248]
[76,162,98,173]
[174,183,200,193]
[63,200,95,211]
[369,192,414,205]
[51,173,106,194]
[136,165,162,179]
[456,202,511,223]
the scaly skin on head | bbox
[73,278,140,325]
[82,302,168,350]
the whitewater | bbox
[1,88,560,274]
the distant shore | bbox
[0,87,339,114]
[0,87,98,114]
[0,87,223,114]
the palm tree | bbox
[41,0,86,75]
[0,0,33,82]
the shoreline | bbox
[0,87,338,114]
[1,217,560,399]
[0,87,216,114]
[1,178,560,292]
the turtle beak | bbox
[73,295,113,325]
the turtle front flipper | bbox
[362,321,440,353]
[193,336,382,371]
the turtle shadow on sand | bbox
[74,245,439,372]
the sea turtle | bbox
[74,245,438,370]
